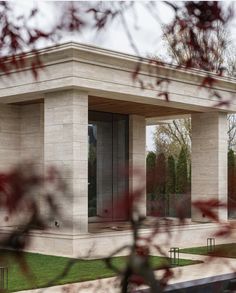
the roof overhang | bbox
[0,42,235,114]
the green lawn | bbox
[180,243,236,258]
[0,250,201,292]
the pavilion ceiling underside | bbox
[89,96,199,118]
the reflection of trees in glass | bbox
[176,147,188,194]
[166,155,176,195]
[88,126,97,217]
[228,149,236,218]
[146,149,191,217]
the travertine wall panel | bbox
[0,104,20,171]
[129,115,146,217]
[0,105,20,226]
[20,103,44,172]
[44,90,88,235]
[191,112,227,222]
[0,103,44,227]
[0,61,73,90]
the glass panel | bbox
[96,118,113,219]
[88,111,129,222]
[112,114,129,220]
[88,124,97,217]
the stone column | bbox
[129,115,146,217]
[191,112,228,222]
[44,89,88,234]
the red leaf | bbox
[158,92,169,101]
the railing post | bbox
[169,247,179,266]
[0,267,8,290]
[207,238,216,253]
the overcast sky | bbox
[13,1,236,151]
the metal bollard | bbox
[0,267,8,290]
[207,238,215,253]
[169,247,179,266]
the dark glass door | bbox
[88,111,129,222]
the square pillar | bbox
[129,115,146,217]
[44,89,88,234]
[191,112,228,222]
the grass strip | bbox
[180,243,236,258]
[0,250,202,292]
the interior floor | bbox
[88,217,198,233]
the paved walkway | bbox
[17,252,236,293]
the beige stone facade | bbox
[44,90,88,234]
[0,103,44,171]
[129,115,146,217]
[0,42,235,256]
[191,112,228,222]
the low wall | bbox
[1,222,235,258]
